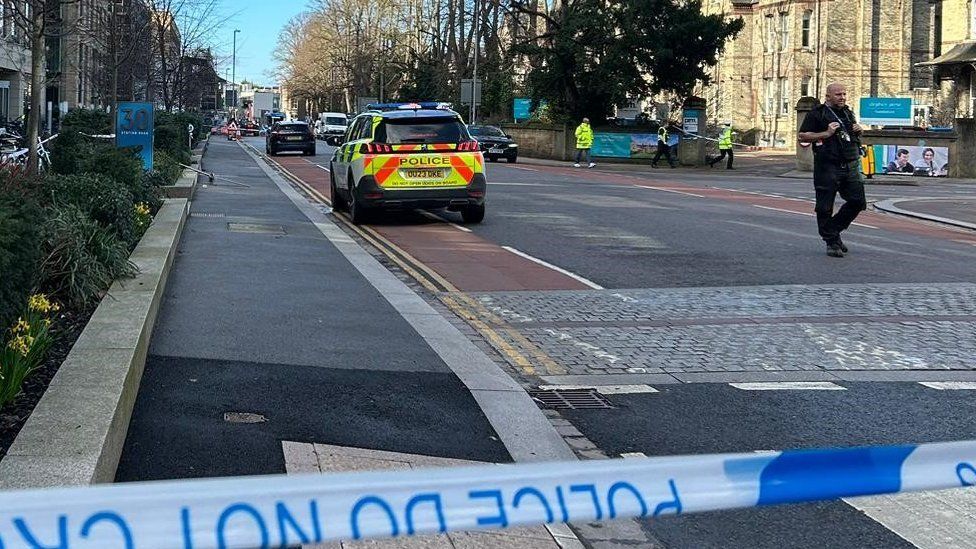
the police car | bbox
[329,102,486,224]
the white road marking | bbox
[543,328,620,364]
[539,384,658,395]
[729,382,846,391]
[502,246,604,289]
[508,165,539,172]
[753,204,814,216]
[634,185,705,198]
[919,382,976,390]
[851,221,879,229]
[489,181,562,187]
[620,452,648,459]
[418,210,472,232]
[845,490,976,549]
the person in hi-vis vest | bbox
[573,118,595,168]
[709,122,736,169]
[651,124,676,168]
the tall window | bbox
[800,76,812,97]
[779,13,789,52]
[765,79,775,113]
[764,15,775,52]
[780,78,790,115]
[802,11,812,48]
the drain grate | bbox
[190,212,226,218]
[528,389,613,410]
[226,222,286,235]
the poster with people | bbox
[877,145,949,177]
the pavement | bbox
[874,197,976,230]
[111,135,976,548]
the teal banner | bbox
[591,133,631,157]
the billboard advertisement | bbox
[860,98,913,126]
[591,133,664,158]
[875,145,949,177]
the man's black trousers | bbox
[710,148,733,168]
[813,160,867,245]
[652,143,674,166]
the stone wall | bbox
[951,118,976,178]
[500,123,571,161]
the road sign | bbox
[116,102,153,170]
[460,79,482,106]
[859,98,912,126]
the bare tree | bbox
[143,0,222,111]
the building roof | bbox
[916,41,976,67]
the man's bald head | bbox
[825,83,848,107]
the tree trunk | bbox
[27,3,45,175]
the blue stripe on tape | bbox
[756,445,917,505]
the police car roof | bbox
[376,109,460,119]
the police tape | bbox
[1,440,975,548]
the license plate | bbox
[489,147,505,154]
[402,168,446,179]
[286,136,303,141]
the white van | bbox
[316,112,349,144]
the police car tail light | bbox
[457,141,479,152]
[361,143,393,154]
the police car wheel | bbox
[461,204,485,224]
[330,169,347,211]
[348,176,368,224]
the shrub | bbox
[41,173,136,244]
[59,108,112,135]
[49,129,97,176]
[156,111,205,143]
[152,149,184,185]
[39,204,136,309]
[154,124,190,163]
[0,295,58,408]
[0,194,42,330]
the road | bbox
[128,134,976,548]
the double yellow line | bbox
[250,142,565,377]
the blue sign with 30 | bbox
[116,102,154,170]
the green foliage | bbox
[154,124,190,164]
[0,193,42,330]
[156,110,205,142]
[49,130,97,175]
[38,204,136,309]
[41,173,137,245]
[59,109,112,135]
[0,296,57,408]
[152,149,183,185]
[511,0,743,122]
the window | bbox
[764,79,775,113]
[779,13,789,52]
[764,15,775,52]
[801,11,812,48]
[800,76,812,97]
[375,117,467,144]
[780,78,790,115]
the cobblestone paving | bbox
[459,284,976,378]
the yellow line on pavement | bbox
[253,141,562,377]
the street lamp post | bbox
[232,29,240,113]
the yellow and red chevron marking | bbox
[451,156,474,182]
[374,155,402,186]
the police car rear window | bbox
[375,118,467,144]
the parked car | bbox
[266,121,316,156]
[467,125,518,163]
[240,121,260,137]
[316,112,349,145]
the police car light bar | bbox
[366,102,453,111]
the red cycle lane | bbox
[271,154,592,292]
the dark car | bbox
[467,125,518,163]
[240,121,260,137]
[266,121,316,156]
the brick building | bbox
[698,0,975,148]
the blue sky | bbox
[215,0,309,86]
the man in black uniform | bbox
[798,82,867,258]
